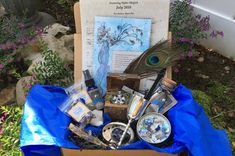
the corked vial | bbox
[83,70,104,110]
[161,77,177,92]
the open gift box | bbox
[19,1,233,155]
[67,1,177,155]
[21,0,176,156]
[21,2,178,156]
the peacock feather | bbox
[124,40,182,76]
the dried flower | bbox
[187,50,193,58]
[18,23,25,29]
[0,112,7,135]
[0,44,7,50]
[0,112,7,122]
[210,30,217,38]
[217,31,224,38]
[199,16,210,31]
[174,67,179,73]
[0,15,44,53]
[179,53,186,60]
[170,0,223,57]
[0,64,5,69]
[179,38,192,43]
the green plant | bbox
[56,0,69,5]
[192,89,213,116]
[192,87,232,127]
[170,0,223,57]
[0,15,42,52]
[32,41,73,87]
[207,81,232,106]
[0,14,43,88]
[0,105,23,156]
[56,0,78,8]
[192,88,235,154]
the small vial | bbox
[83,70,104,110]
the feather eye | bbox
[124,40,182,76]
[146,54,160,66]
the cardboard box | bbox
[61,148,177,156]
[72,2,178,156]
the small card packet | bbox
[68,101,91,123]
[146,91,177,114]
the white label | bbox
[111,51,142,73]
[68,102,91,122]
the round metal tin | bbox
[137,113,171,145]
[102,122,134,146]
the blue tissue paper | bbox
[20,85,232,156]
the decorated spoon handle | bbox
[117,119,132,147]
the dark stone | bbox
[0,0,55,28]
[0,86,15,106]
[1,0,40,17]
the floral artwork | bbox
[93,17,151,94]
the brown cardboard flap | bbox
[62,149,177,156]
[74,33,82,82]
[74,2,81,34]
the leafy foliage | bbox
[0,15,42,52]
[0,105,23,156]
[192,89,225,129]
[0,15,42,89]
[192,90,213,116]
[170,0,223,57]
[32,41,73,87]
[56,0,78,8]
[192,87,235,153]
[207,81,232,106]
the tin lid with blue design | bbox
[137,112,171,144]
